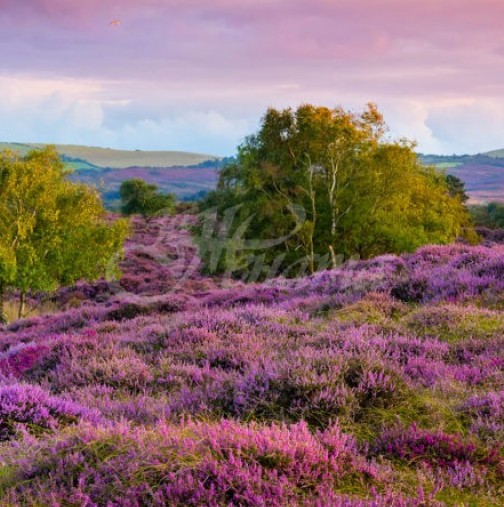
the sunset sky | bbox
[1,0,503,155]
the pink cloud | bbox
[0,0,503,153]
[1,0,502,83]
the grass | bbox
[3,299,60,324]
[435,162,464,169]
[343,389,466,444]
[402,304,504,342]
[436,488,504,507]
[62,159,103,172]
[327,293,409,326]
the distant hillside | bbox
[2,142,502,205]
[0,142,223,206]
[420,153,504,204]
[76,166,219,207]
[484,148,504,158]
[0,143,219,169]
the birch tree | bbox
[0,147,129,322]
[200,103,470,277]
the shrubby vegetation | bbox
[0,216,502,505]
[200,104,472,277]
[0,147,128,322]
[120,178,176,219]
[445,174,469,202]
[470,202,504,229]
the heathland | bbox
[0,215,502,506]
[0,105,503,506]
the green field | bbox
[0,142,219,168]
[433,162,463,169]
[484,148,504,158]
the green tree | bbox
[469,202,504,228]
[0,147,129,322]
[199,104,471,278]
[120,179,175,219]
[445,174,469,203]
[487,202,504,228]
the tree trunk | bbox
[309,189,316,275]
[328,245,338,270]
[327,156,339,244]
[18,291,26,320]
[301,167,317,275]
[0,283,6,325]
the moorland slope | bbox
[0,216,503,505]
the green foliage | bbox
[435,488,503,507]
[445,174,469,202]
[120,179,176,219]
[0,146,129,321]
[403,304,504,343]
[469,202,504,228]
[199,104,471,277]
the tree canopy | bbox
[445,174,469,203]
[469,202,504,229]
[120,179,176,219]
[0,146,129,322]
[200,103,472,279]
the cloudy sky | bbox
[1,0,503,155]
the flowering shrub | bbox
[0,419,396,506]
[0,383,101,440]
[373,423,503,490]
[373,424,500,469]
[0,216,502,504]
[459,391,504,442]
[391,244,504,305]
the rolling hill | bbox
[0,142,223,205]
[0,215,502,505]
[1,142,503,205]
[0,142,218,169]
[420,151,504,204]
[484,148,504,158]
